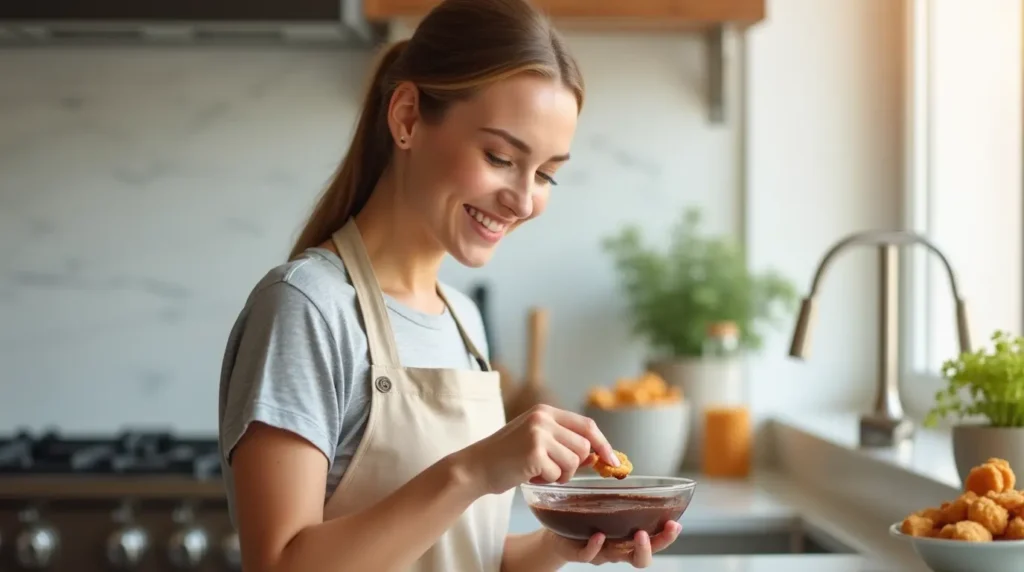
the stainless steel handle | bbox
[16,525,60,569]
[167,526,209,569]
[106,525,150,569]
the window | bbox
[902,0,1022,391]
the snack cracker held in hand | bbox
[585,450,634,480]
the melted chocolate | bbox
[529,494,688,541]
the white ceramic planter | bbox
[952,424,1024,486]
[647,357,745,469]
[584,401,690,477]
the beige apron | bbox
[324,219,514,572]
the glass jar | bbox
[699,321,752,479]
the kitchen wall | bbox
[0,0,903,433]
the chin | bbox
[448,245,497,268]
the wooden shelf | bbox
[364,0,766,31]
[369,0,764,125]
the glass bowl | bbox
[520,476,697,542]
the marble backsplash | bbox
[0,36,741,433]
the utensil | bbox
[520,476,697,542]
[506,306,558,420]
[889,522,1024,572]
[467,283,519,408]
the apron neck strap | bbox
[331,219,402,368]
[436,287,492,372]
[331,218,492,371]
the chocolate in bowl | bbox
[520,476,697,541]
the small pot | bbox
[952,423,1024,486]
[584,401,691,477]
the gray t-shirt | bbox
[217,247,489,523]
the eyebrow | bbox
[479,127,571,162]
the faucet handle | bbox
[788,297,818,359]
[955,298,972,353]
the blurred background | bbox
[0,0,1020,569]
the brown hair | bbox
[288,0,584,260]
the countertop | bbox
[562,555,890,571]
[508,470,924,572]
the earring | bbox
[399,136,407,145]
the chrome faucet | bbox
[787,230,972,448]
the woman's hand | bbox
[544,522,684,568]
[452,404,620,496]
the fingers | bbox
[546,407,617,467]
[543,435,582,484]
[630,531,653,568]
[527,426,582,483]
[577,533,605,562]
[549,422,593,464]
[649,521,682,553]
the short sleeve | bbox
[220,281,342,468]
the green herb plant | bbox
[925,330,1024,428]
[602,207,798,358]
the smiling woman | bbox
[217,1,682,572]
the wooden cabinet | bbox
[364,0,766,30]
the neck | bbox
[352,168,447,312]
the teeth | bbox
[466,206,505,233]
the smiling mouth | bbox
[465,205,508,234]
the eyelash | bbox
[485,152,558,186]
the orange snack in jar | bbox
[701,406,751,479]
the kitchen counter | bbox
[509,470,925,571]
[562,555,889,571]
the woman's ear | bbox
[387,81,421,149]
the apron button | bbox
[374,376,392,393]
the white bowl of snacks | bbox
[890,458,1024,572]
[583,372,690,477]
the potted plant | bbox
[602,207,797,379]
[601,207,797,467]
[925,330,1024,486]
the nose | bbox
[496,183,534,220]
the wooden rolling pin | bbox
[506,307,559,420]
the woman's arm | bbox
[232,422,484,572]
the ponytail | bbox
[288,40,409,260]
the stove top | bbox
[0,429,221,480]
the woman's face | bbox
[390,74,579,268]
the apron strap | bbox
[437,287,493,372]
[331,219,402,368]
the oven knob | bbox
[15,524,59,569]
[221,531,241,569]
[106,525,150,568]
[167,525,208,568]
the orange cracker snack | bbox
[584,451,633,480]
[965,461,1010,496]
[938,521,993,542]
[986,458,1017,491]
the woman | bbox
[218,0,682,570]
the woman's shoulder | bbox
[244,247,358,323]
